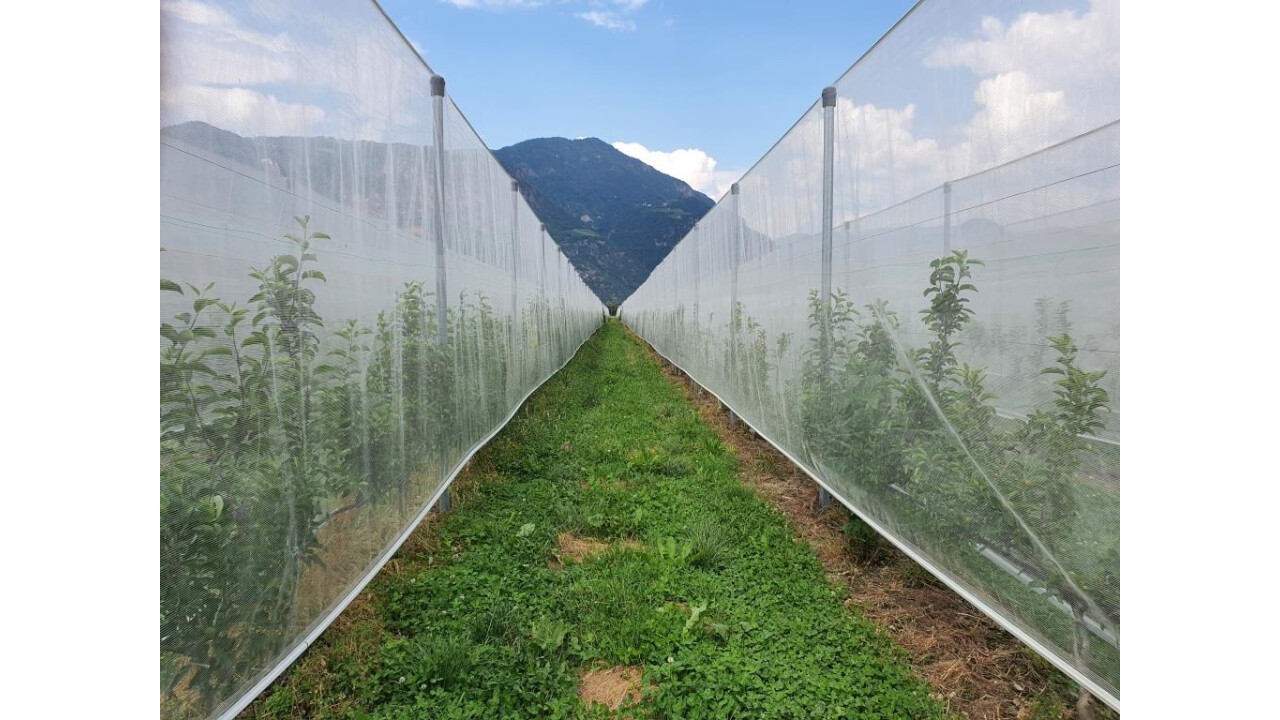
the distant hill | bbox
[161,123,711,305]
[495,137,713,305]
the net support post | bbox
[817,85,836,514]
[431,74,451,510]
[817,487,832,510]
[820,85,836,376]
[430,75,449,346]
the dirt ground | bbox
[632,332,1088,720]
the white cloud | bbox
[442,0,546,9]
[163,0,232,27]
[964,71,1069,166]
[926,0,1118,146]
[162,85,326,136]
[577,10,634,31]
[612,141,741,199]
[161,0,304,133]
[925,0,1118,91]
[832,100,947,212]
[441,0,647,31]
[817,0,1119,218]
[576,0,649,31]
[162,0,292,53]
[162,1,436,142]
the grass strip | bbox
[247,320,943,719]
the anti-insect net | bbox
[624,0,1119,706]
[160,2,602,717]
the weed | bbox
[530,617,572,654]
[654,536,693,566]
[408,635,474,688]
[685,517,731,570]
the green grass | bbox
[247,321,942,719]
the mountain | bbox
[495,137,714,306]
[161,123,711,306]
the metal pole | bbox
[821,85,836,327]
[431,75,449,346]
[730,182,741,374]
[430,74,451,513]
[818,84,836,511]
[943,180,952,254]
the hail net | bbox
[160,1,602,716]
[624,0,1120,705]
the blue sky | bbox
[379,0,918,197]
[160,0,1112,204]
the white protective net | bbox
[160,2,602,717]
[623,0,1120,706]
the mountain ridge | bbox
[161,122,709,305]
[496,137,713,305]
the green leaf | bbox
[183,360,216,375]
[205,494,224,520]
[161,279,183,294]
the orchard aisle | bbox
[246,320,940,719]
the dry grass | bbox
[627,327,1076,720]
[296,463,467,620]
[549,532,644,569]
[578,665,646,711]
